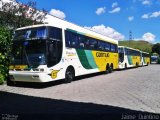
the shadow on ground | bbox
[0,91,159,120]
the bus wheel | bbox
[125,63,127,70]
[7,78,15,86]
[109,64,113,73]
[65,67,75,83]
[105,64,109,74]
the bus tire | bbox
[124,63,127,70]
[65,67,75,83]
[7,78,15,86]
[105,64,109,74]
[109,64,113,73]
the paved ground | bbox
[0,64,160,119]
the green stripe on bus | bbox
[84,50,97,69]
[143,57,146,64]
[76,49,93,69]
[127,56,133,65]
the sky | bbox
[16,0,160,43]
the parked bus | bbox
[118,46,141,69]
[151,55,158,64]
[140,51,150,66]
[8,17,118,84]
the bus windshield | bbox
[118,48,124,63]
[11,26,63,68]
[11,40,46,67]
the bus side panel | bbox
[75,49,118,72]
[132,56,141,66]
[92,51,118,71]
[76,49,96,69]
[144,57,150,65]
[127,55,140,66]
[65,48,99,77]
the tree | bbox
[152,43,160,55]
[0,0,47,84]
[0,0,47,30]
[0,25,11,84]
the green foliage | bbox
[0,0,47,30]
[152,43,160,55]
[0,26,11,84]
[0,0,47,84]
[119,40,153,54]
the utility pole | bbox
[129,30,132,40]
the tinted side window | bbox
[89,39,97,50]
[98,41,105,50]
[65,31,78,48]
[78,35,85,48]
[143,53,149,57]
[135,51,140,56]
[111,44,116,52]
[48,27,62,41]
[125,48,129,55]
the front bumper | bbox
[9,71,49,83]
[118,64,124,69]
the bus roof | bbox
[16,15,118,44]
[118,46,140,51]
[141,51,149,54]
[118,46,150,54]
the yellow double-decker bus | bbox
[8,16,118,84]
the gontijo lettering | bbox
[96,52,109,57]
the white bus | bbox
[140,51,150,66]
[8,16,118,84]
[151,55,158,64]
[118,46,141,69]
[118,46,150,69]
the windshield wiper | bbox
[23,45,31,67]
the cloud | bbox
[141,14,149,19]
[84,24,125,40]
[150,11,160,18]
[142,0,151,5]
[109,7,121,13]
[49,9,66,19]
[142,32,156,42]
[95,7,106,15]
[128,16,134,21]
[1,0,13,2]
[142,11,160,19]
[112,2,118,8]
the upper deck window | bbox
[14,27,47,40]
